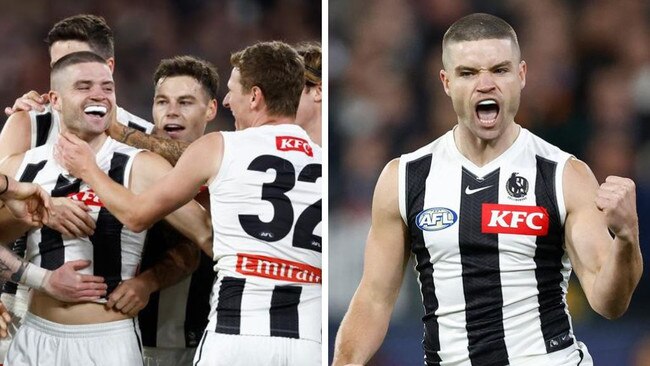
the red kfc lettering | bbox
[276,136,313,157]
[481,203,549,236]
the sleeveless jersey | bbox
[15,137,147,300]
[398,128,591,366]
[28,105,153,149]
[138,220,215,349]
[207,124,322,343]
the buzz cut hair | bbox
[442,13,520,68]
[50,51,108,89]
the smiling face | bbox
[152,75,216,143]
[50,61,115,141]
[440,38,526,142]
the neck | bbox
[453,122,520,167]
[247,113,295,129]
[61,126,108,154]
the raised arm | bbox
[563,158,643,319]
[0,111,33,161]
[56,131,222,232]
[108,121,190,166]
[333,159,411,366]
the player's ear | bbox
[49,91,61,111]
[106,57,116,74]
[206,99,217,121]
[250,86,263,109]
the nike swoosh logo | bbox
[465,185,493,195]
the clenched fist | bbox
[595,176,638,240]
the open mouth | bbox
[476,99,499,125]
[163,124,185,133]
[84,105,107,118]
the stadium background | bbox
[329,0,650,365]
[0,0,321,133]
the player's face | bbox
[52,62,116,140]
[440,38,526,142]
[223,68,251,131]
[49,41,93,66]
[295,84,321,129]
[153,76,216,143]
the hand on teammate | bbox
[106,277,153,317]
[54,132,97,180]
[4,90,48,116]
[2,181,52,227]
[595,176,639,240]
[47,197,95,238]
[42,259,107,302]
[0,301,11,338]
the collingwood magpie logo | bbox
[506,172,528,200]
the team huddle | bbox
[0,14,322,366]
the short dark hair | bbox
[153,55,220,100]
[46,14,114,60]
[230,41,304,117]
[442,13,520,66]
[50,51,108,89]
[295,41,321,86]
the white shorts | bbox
[0,286,30,362]
[5,312,144,366]
[192,331,321,366]
[143,346,196,366]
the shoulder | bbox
[563,157,599,211]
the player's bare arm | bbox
[107,230,200,317]
[0,111,33,162]
[563,158,643,319]
[108,121,189,166]
[56,131,222,233]
[129,150,213,254]
[333,159,411,366]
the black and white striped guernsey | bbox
[207,124,322,343]
[15,137,147,299]
[398,128,592,366]
[138,221,215,348]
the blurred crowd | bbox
[0,0,320,133]
[329,0,650,364]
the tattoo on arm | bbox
[115,125,189,166]
[0,246,27,284]
[150,225,201,290]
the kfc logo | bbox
[481,203,549,236]
[276,136,313,157]
[67,189,103,207]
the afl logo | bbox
[506,172,529,200]
[416,207,458,231]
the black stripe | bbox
[534,156,573,353]
[269,285,302,338]
[193,330,208,366]
[215,276,246,335]
[137,222,168,347]
[132,318,143,354]
[185,253,215,346]
[127,121,147,133]
[89,153,128,296]
[34,113,53,147]
[405,154,441,365]
[19,161,47,183]
[459,167,508,365]
[138,289,160,347]
[39,175,81,270]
